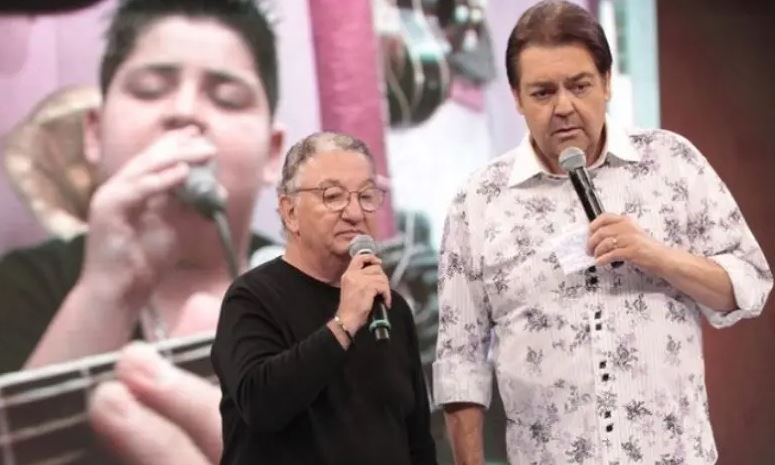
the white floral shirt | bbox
[433,119,773,465]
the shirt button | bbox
[599,361,607,369]
[594,310,602,319]
[602,373,610,382]
[606,424,614,432]
[604,411,611,418]
[595,323,603,331]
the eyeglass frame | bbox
[286,184,388,212]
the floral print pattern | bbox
[434,123,772,464]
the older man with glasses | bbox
[210,131,438,465]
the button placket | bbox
[591,290,615,435]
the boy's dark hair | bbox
[100,0,278,115]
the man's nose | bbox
[340,192,365,222]
[163,82,206,131]
[554,88,574,117]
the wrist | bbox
[647,243,681,278]
[327,317,352,350]
[333,314,355,344]
[75,273,145,315]
[335,306,365,333]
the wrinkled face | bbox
[86,16,282,228]
[513,43,610,164]
[281,150,380,259]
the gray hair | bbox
[277,131,374,195]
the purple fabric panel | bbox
[307,0,395,238]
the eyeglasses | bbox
[289,185,387,212]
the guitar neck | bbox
[0,333,216,465]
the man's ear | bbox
[278,193,299,235]
[603,71,612,101]
[261,123,286,186]
[512,87,525,115]
[83,108,102,165]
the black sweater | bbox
[0,233,272,374]
[211,257,437,465]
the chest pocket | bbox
[479,196,589,328]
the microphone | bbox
[177,162,226,219]
[559,147,622,268]
[177,161,239,278]
[348,234,391,342]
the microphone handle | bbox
[569,169,623,268]
[569,169,604,221]
[369,299,391,342]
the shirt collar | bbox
[508,115,642,187]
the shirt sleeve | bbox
[432,188,493,408]
[210,278,348,432]
[0,239,79,374]
[675,133,773,328]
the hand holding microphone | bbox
[559,147,623,268]
[335,235,392,343]
[174,132,240,278]
[176,158,227,219]
[80,128,218,309]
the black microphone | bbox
[177,162,226,219]
[559,147,623,268]
[348,234,391,342]
[177,162,240,278]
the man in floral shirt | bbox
[433,1,773,464]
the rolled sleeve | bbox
[700,253,773,329]
[433,357,492,407]
[676,133,773,328]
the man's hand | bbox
[587,213,669,274]
[587,213,736,309]
[80,127,216,311]
[88,342,222,465]
[336,253,392,334]
[25,128,219,368]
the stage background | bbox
[0,1,772,464]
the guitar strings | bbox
[0,339,216,452]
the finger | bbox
[114,342,223,464]
[132,163,191,200]
[372,275,392,308]
[348,253,382,270]
[589,212,623,232]
[587,226,615,254]
[94,163,190,214]
[143,192,174,213]
[120,144,213,182]
[596,247,625,266]
[360,263,386,275]
[88,381,212,465]
[117,133,216,181]
[592,236,618,258]
[382,286,392,309]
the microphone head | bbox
[559,147,586,172]
[177,163,226,217]
[348,234,377,257]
